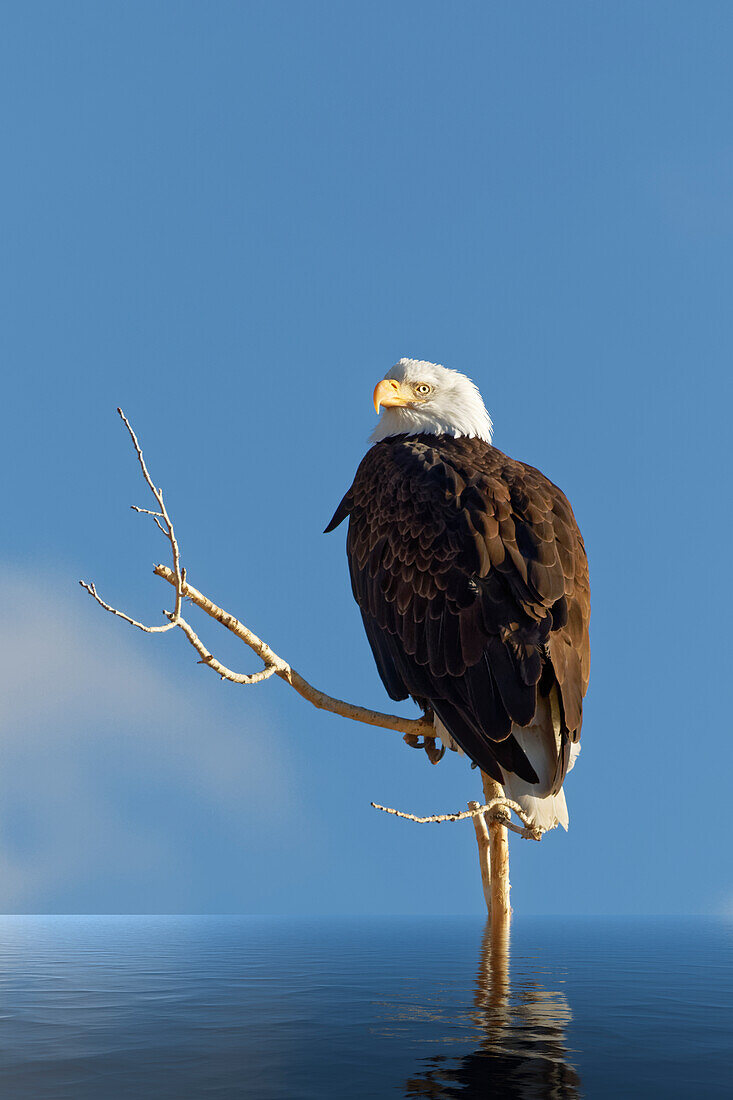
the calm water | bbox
[0,916,729,1098]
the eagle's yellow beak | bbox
[373,378,411,414]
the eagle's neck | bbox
[370,404,493,444]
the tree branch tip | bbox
[371,796,543,836]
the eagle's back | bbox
[326,434,590,788]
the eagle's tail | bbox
[433,688,580,834]
[499,735,580,832]
[500,689,580,832]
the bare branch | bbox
[80,410,432,739]
[370,797,542,840]
[154,565,434,738]
[78,580,177,634]
[79,409,186,633]
[117,408,184,626]
[482,772,512,920]
[131,506,165,518]
[131,505,168,536]
[81,407,530,917]
[469,799,492,912]
[173,614,280,685]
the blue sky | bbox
[0,1,730,915]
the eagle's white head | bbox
[370,359,493,444]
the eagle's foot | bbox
[402,733,446,765]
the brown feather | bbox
[326,433,590,786]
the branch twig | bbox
[154,566,433,736]
[370,797,542,840]
[173,614,281,685]
[80,409,433,739]
[79,409,183,633]
[79,410,544,848]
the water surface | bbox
[0,916,729,1098]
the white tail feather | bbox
[433,689,580,834]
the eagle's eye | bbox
[414,383,432,396]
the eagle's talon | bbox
[424,737,446,765]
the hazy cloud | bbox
[0,566,295,911]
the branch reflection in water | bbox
[403,916,581,1099]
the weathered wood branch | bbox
[79,410,184,635]
[153,565,434,737]
[482,773,512,924]
[369,795,540,840]
[469,800,493,913]
[79,409,537,920]
[79,409,434,741]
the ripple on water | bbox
[0,915,730,1099]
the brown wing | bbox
[325,434,590,788]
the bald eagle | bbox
[326,359,590,833]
